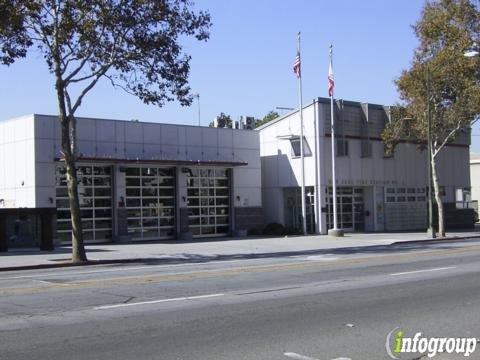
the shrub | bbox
[263,223,285,236]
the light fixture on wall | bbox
[48,197,54,204]
[236,195,241,202]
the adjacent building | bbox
[258,97,472,234]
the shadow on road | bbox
[100,241,477,267]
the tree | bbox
[255,110,279,128]
[209,112,233,128]
[382,0,480,236]
[0,0,211,262]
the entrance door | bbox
[284,187,315,234]
[326,187,364,232]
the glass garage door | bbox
[186,168,230,237]
[56,165,113,244]
[125,167,176,240]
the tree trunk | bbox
[431,151,446,237]
[56,85,87,263]
[64,144,87,262]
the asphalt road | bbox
[1,239,480,360]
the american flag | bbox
[293,52,301,78]
[328,59,334,97]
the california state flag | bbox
[328,59,334,97]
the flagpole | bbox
[328,44,344,237]
[297,32,307,235]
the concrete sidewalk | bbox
[1,229,480,271]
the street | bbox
[1,239,480,359]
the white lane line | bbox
[284,352,319,360]
[389,266,456,277]
[304,255,339,261]
[94,293,224,310]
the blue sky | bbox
[1,0,479,151]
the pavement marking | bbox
[304,255,339,261]
[94,293,224,310]
[32,279,70,286]
[389,266,456,277]
[284,352,320,360]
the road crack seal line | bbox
[236,286,302,296]
[123,296,135,304]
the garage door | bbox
[125,166,176,240]
[186,167,230,237]
[56,164,113,244]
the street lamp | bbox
[193,93,201,126]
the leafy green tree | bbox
[256,110,279,128]
[0,0,210,262]
[382,0,480,236]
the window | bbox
[360,141,372,158]
[336,139,349,157]
[290,137,312,157]
[440,186,446,197]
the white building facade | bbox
[0,114,262,244]
[259,98,471,234]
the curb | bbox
[0,258,153,272]
[392,234,480,246]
